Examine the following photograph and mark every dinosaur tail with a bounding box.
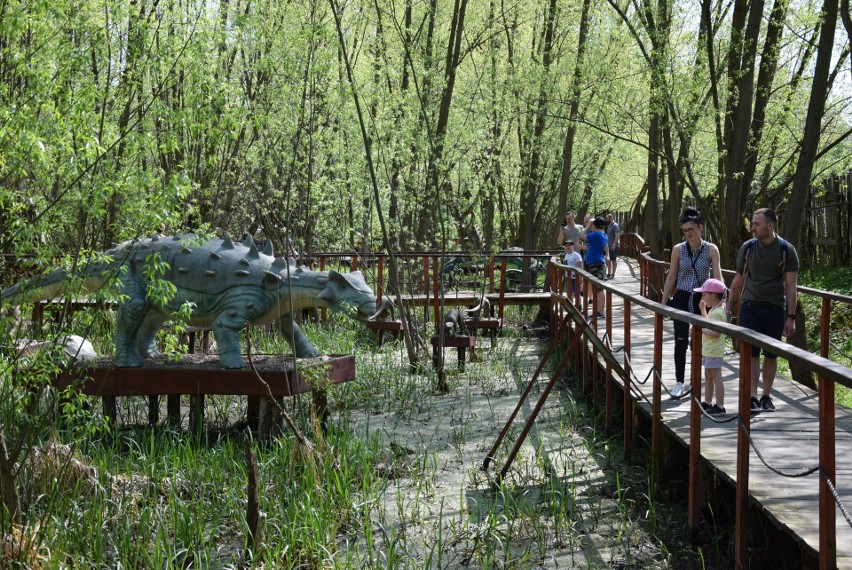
[1,268,83,306]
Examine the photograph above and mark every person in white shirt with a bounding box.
[561,240,583,297]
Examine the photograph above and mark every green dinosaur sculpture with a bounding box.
[1,233,379,368]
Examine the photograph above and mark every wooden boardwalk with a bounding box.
[584,258,852,566]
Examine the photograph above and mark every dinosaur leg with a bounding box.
[277,316,320,358]
[136,310,168,358]
[114,302,148,367]
[212,310,248,369]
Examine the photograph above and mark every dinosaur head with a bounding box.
[317,270,377,319]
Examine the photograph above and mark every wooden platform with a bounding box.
[565,258,852,566]
[365,319,404,344]
[55,355,356,438]
[430,335,476,371]
[55,354,355,397]
[400,291,550,307]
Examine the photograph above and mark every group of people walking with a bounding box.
[558,206,799,415]
[557,212,621,318]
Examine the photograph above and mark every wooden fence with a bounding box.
[801,172,852,268]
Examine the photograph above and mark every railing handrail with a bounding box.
[625,232,852,306]
[550,257,852,389]
[548,250,847,568]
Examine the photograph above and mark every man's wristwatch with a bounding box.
[787,314,796,319]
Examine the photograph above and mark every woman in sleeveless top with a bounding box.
[660,207,722,398]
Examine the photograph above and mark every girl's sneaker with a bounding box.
[708,404,726,416]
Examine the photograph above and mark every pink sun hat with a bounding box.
[694,278,726,294]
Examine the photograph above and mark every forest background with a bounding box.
[1,0,852,268]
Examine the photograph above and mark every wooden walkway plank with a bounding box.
[567,258,852,563]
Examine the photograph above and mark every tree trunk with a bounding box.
[557,0,592,217]
[843,1,852,83]
[518,0,558,256]
[738,0,788,219]
[784,0,838,248]
[641,0,671,256]
[722,0,765,265]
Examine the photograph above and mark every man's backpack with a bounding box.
[742,237,788,284]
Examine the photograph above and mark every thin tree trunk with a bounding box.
[557,0,591,217]
[519,0,558,255]
[843,1,852,82]
[785,0,838,247]
[739,0,788,225]
[642,0,670,255]
[329,0,422,369]
[0,432,22,525]
[722,0,765,265]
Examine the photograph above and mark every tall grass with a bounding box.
[1,307,694,568]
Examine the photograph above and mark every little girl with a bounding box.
[693,278,728,415]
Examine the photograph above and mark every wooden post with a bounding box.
[623,300,632,453]
[550,264,558,336]
[102,396,117,426]
[605,289,613,434]
[432,255,441,327]
[423,256,430,294]
[652,312,663,485]
[818,297,836,569]
[498,256,508,320]
[376,255,385,304]
[688,324,703,544]
[319,256,327,321]
[735,340,752,569]
[190,394,204,436]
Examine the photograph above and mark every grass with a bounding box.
[1,304,714,568]
[797,265,852,407]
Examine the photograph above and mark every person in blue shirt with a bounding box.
[580,217,609,318]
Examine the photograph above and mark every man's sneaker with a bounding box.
[700,401,712,412]
[760,394,775,412]
[708,404,726,416]
[671,382,684,398]
[750,397,762,413]
[597,312,605,319]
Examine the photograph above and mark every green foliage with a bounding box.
[799,266,852,407]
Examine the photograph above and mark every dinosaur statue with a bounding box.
[442,308,468,337]
[1,233,379,368]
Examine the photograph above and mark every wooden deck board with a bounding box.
[563,258,852,562]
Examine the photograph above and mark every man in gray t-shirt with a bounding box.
[556,212,584,254]
[605,213,621,279]
[729,208,799,413]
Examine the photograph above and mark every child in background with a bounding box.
[562,240,583,297]
[694,278,728,415]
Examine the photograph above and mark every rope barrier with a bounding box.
[736,416,820,478]
[828,339,852,363]
[819,466,852,530]
[689,393,739,424]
